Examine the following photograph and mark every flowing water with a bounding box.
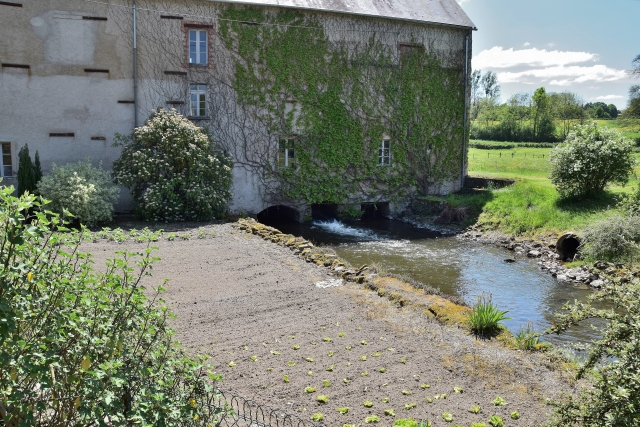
[265,218,602,347]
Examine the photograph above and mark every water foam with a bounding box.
[311,220,380,240]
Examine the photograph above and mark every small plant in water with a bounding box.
[492,396,506,406]
[305,387,316,393]
[363,400,374,408]
[310,413,323,421]
[488,415,504,427]
[316,395,329,403]
[337,407,349,414]
[442,412,454,422]
[468,293,510,336]
[364,415,380,423]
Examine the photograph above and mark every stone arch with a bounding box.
[257,205,301,223]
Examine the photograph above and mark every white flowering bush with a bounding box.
[550,123,635,198]
[37,159,119,226]
[113,108,232,222]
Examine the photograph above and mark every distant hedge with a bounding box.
[469,142,556,150]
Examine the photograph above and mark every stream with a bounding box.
[263,218,602,347]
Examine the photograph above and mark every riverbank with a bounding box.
[83,220,579,426]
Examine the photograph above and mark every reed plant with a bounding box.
[468,294,510,336]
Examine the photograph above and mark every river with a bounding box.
[263,218,602,347]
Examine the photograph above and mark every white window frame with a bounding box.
[278,138,296,169]
[1,142,13,178]
[190,84,207,117]
[189,29,208,65]
[378,139,391,166]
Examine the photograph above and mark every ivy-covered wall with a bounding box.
[126,1,471,216]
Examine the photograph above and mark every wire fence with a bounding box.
[206,389,322,427]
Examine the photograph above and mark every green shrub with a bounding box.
[579,214,640,262]
[0,188,225,426]
[549,123,635,198]
[468,294,510,336]
[514,321,541,350]
[113,108,233,222]
[17,144,41,196]
[617,182,640,216]
[547,279,640,426]
[37,159,119,226]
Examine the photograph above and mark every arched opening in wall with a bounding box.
[361,202,390,220]
[257,205,299,224]
[311,203,339,221]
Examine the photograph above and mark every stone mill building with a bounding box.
[0,0,476,221]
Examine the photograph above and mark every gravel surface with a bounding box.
[84,223,580,427]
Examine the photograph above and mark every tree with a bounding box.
[113,108,233,222]
[16,144,36,196]
[481,70,500,100]
[549,123,635,198]
[470,69,482,119]
[532,87,555,141]
[547,278,640,426]
[550,91,587,139]
[623,85,640,119]
[631,53,640,78]
[33,150,42,184]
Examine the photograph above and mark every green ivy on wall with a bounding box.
[219,7,466,205]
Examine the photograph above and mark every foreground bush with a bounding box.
[579,214,640,262]
[467,294,510,336]
[549,123,635,198]
[0,188,224,425]
[113,108,233,222]
[37,159,119,226]
[548,279,640,426]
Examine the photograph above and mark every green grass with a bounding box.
[467,294,510,337]
[459,143,640,237]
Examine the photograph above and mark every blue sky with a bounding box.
[458,0,640,110]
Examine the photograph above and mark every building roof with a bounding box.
[214,0,477,29]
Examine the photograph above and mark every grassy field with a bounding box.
[447,141,640,238]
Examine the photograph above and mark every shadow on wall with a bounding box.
[311,203,339,221]
[257,205,300,224]
[361,202,389,220]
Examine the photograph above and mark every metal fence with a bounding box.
[204,389,322,427]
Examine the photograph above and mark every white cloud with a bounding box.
[473,46,628,88]
[498,65,627,85]
[523,42,530,47]
[548,42,556,48]
[473,47,597,69]
[593,95,624,100]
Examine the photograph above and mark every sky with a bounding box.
[457,0,640,110]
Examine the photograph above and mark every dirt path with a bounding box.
[84,223,577,427]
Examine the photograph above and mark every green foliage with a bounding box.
[113,108,232,222]
[492,396,507,406]
[550,123,635,198]
[488,415,504,427]
[468,294,510,336]
[33,150,42,184]
[514,321,541,350]
[17,144,39,196]
[579,214,640,262]
[547,279,640,426]
[617,182,640,216]
[394,419,431,427]
[37,159,119,226]
[310,413,324,421]
[218,8,465,201]
[364,415,380,423]
[442,412,454,422]
[0,188,224,426]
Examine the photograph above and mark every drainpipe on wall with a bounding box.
[461,32,470,189]
[133,0,139,128]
